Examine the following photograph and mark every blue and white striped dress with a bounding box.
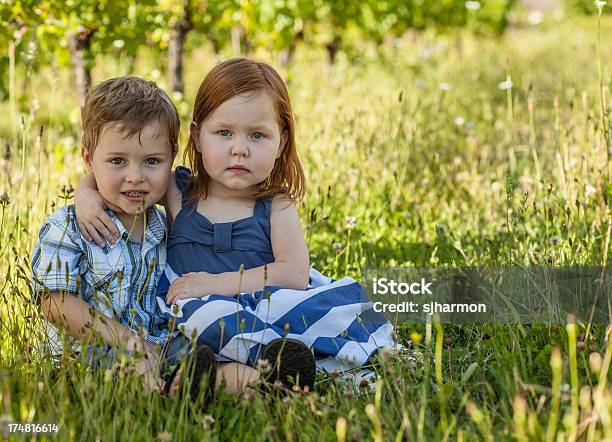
[156,167,394,372]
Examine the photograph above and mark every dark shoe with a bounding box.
[163,345,217,405]
[261,339,316,391]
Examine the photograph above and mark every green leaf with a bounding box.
[461,362,479,384]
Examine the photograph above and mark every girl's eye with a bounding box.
[110,158,124,165]
[217,129,231,137]
[145,158,160,166]
[251,132,264,140]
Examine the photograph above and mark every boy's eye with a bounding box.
[217,130,231,137]
[251,132,264,140]
[145,158,160,166]
[110,158,124,165]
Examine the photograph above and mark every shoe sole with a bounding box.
[164,345,217,405]
[262,339,316,390]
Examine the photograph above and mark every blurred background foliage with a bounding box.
[2,0,607,103]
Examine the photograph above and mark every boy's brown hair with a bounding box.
[186,58,305,202]
[81,77,180,155]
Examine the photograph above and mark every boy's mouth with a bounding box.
[121,191,148,200]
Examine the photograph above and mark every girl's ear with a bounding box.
[81,147,94,172]
[190,121,201,152]
[277,131,288,159]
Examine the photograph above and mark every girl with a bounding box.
[76,58,394,389]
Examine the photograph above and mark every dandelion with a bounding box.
[255,358,270,374]
[410,330,422,344]
[454,116,465,126]
[156,432,172,442]
[150,69,161,80]
[498,79,513,90]
[345,216,357,229]
[202,414,215,429]
[465,1,481,10]
[527,11,544,25]
[585,184,597,199]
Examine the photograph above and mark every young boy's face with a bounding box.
[82,121,173,216]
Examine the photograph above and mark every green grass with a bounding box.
[1,16,612,441]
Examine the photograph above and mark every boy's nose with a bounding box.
[125,165,145,183]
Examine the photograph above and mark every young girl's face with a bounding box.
[193,91,286,197]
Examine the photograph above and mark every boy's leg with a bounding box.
[82,343,164,392]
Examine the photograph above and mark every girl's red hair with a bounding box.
[185,58,305,203]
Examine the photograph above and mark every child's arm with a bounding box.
[74,171,180,241]
[165,196,309,303]
[31,211,153,354]
[74,174,122,247]
[41,291,151,353]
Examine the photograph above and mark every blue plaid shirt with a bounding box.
[31,205,169,345]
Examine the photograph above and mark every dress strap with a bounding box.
[175,166,194,206]
[253,196,274,219]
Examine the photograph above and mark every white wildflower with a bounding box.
[345,216,357,229]
[585,185,597,199]
[112,39,125,49]
[333,242,343,251]
[454,116,465,126]
[498,79,513,90]
[527,11,544,25]
[439,82,452,91]
[465,1,481,10]
[595,1,607,12]
[255,358,270,373]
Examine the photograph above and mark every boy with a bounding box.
[30,77,214,397]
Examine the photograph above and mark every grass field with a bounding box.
[1,15,612,441]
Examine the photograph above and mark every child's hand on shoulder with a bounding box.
[75,174,123,247]
[166,272,221,304]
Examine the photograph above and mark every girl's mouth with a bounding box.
[227,166,249,174]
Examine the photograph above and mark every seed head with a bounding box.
[0,192,9,208]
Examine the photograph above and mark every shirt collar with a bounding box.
[103,207,166,250]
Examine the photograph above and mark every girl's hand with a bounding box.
[166,272,220,304]
[74,174,123,247]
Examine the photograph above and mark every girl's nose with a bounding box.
[230,139,249,158]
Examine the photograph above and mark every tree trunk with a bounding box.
[168,4,193,94]
[68,27,94,105]
[231,26,241,57]
[279,30,303,68]
[325,35,341,67]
